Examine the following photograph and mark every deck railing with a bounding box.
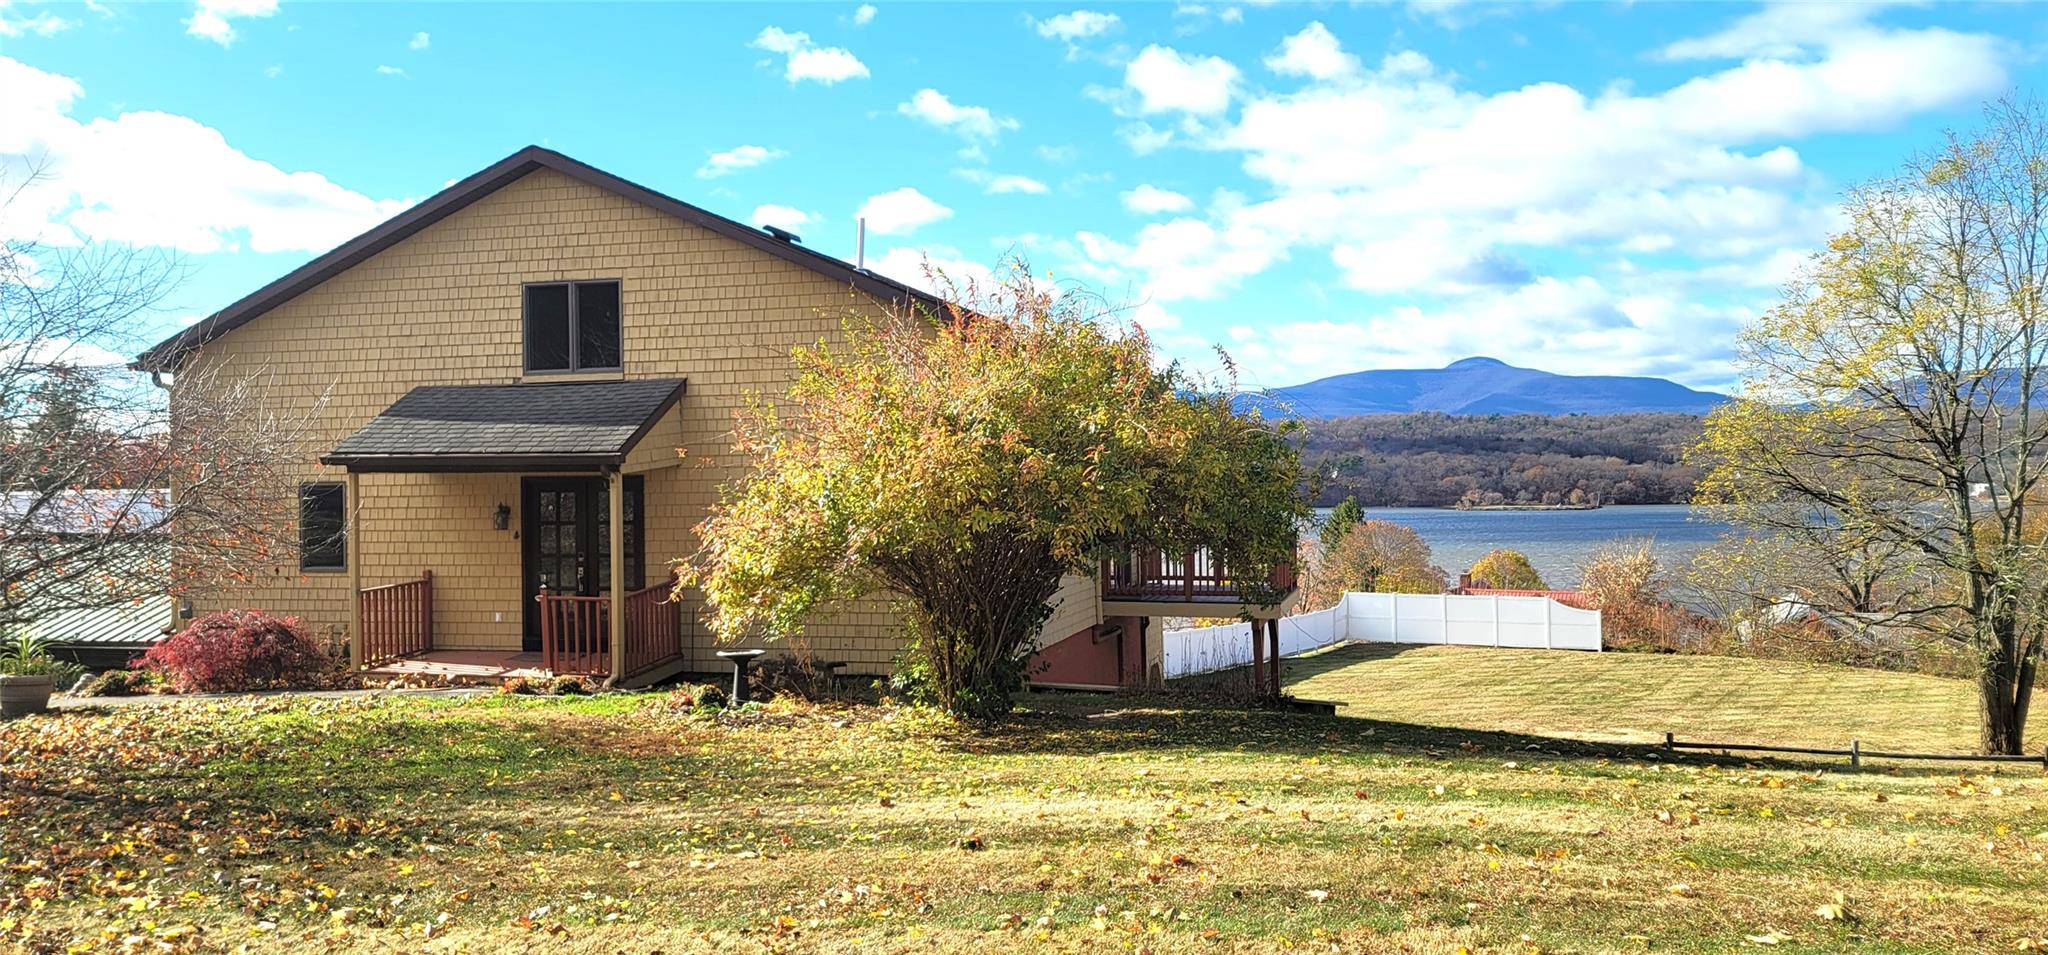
[1100,547,1297,603]
[359,570,433,664]
[622,574,683,677]
[538,577,685,680]
[537,587,609,677]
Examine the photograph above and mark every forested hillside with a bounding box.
[1303,412,1703,507]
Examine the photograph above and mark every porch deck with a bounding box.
[363,650,552,685]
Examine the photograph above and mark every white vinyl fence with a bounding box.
[1163,591,1601,679]
[1160,604,1343,679]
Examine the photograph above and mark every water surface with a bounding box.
[1322,504,1732,587]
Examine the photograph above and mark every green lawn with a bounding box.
[3,686,2046,953]
[1280,643,2040,754]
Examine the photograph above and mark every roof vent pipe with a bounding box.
[856,217,866,270]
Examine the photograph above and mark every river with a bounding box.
[1319,504,1735,587]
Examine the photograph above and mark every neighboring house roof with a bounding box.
[133,146,946,372]
[22,593,171,648]
[0,489,169,536]
[320,378,687,472]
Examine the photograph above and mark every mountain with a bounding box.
[1249,357,1730,417]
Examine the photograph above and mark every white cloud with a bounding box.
[185,0,276,47]
[1173,4,1243,25]
[1121,184,1194,215]
[751,26,869,85]
[263,63,282,78]
[374,64,405,77]
[1034,10,1119,41]
[857,187,952,236]
[408,31,429,50]
[1036,144,1079,163]
[1264,22,1359,82]
[751,204,814,233]
[0,54,415,255]
[851,4,876,26]
[957,169,1049,195]
[696,144,785,179]
[0,5,72,37]
[1056,6,2009,386]
[987,175,1048,195]
[1658,1,1909,61]
[868,245,995,295]
[897,89,1019,142]
[1124,45,1239,116]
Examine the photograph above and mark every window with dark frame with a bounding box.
[299,482,347,571]
[524,280,621,373]
[524,280,618,372]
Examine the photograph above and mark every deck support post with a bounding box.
[1249,620,1265,696]
[1267,618,1281,699]
[607,469,626,684]
[346,471,363,668]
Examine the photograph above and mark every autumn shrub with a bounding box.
[139,609,334,693]
[75,668,155,697]
[497,675,595,696]
[752,647,834,702]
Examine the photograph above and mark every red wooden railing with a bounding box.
[1100,547,1295,601]
[622,574,683,677]
[359,570,432,664]
[538,577,684,680]
[537,586,610,676]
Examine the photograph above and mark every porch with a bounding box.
[328,378,696,686]
[355,569,690,686]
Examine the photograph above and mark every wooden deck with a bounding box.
[364,650,552,685]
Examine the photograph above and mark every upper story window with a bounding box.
[524,280,621,373]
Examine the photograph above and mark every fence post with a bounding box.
[1543,597,1554,650]
[1663,732,1674,750]
[1849,739,1861,768]
[1491,594,1501,647]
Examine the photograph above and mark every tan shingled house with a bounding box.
[136,147,1295,689]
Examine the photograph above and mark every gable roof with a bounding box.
[320,378,687,472]
[135,146,944,372]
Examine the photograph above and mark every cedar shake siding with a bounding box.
[161,159,1103,674]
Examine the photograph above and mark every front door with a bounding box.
[521,476,644,651]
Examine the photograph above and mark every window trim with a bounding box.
[522,278,624,375]
[298,481,348,573]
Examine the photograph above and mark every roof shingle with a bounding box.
[322,378,685,471]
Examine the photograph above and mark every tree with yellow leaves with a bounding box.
[1693,99,2048,754]
[1467,549,1546,590]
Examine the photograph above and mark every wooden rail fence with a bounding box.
[1663,733,2048,768]
[358,570,432,664]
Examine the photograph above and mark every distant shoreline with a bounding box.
[1453,503,1603,512]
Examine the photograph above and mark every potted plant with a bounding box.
[1,632,83,717]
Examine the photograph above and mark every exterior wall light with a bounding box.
[493,504,511,530]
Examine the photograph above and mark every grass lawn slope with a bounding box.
[1283,644,2048,753]
[2,689,2045,953]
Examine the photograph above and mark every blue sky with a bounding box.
[3,1,2043,392]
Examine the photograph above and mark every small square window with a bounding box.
[524,280,621,373]
[300,483,346,571]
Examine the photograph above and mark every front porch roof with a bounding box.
[321,378,686,472]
